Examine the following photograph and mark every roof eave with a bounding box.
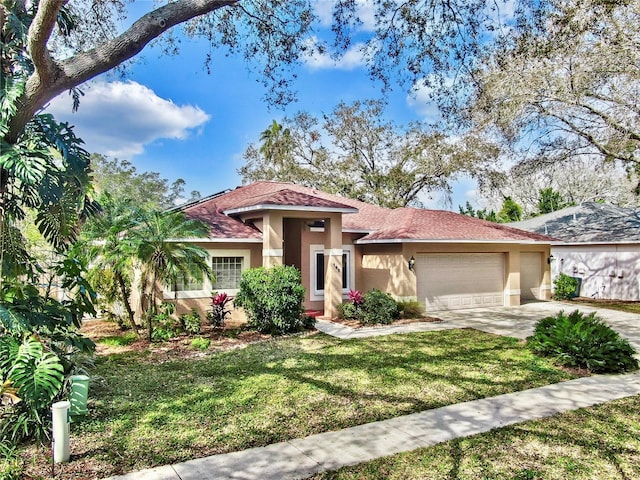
[165,237,263,243]
[223,204,359,215]
[551,240,640,246]
[355,238,552,245]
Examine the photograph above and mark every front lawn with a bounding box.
[21,329,578,479]
[312,394,640,480]
[569,298,640,315]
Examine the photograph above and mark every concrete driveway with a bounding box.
[316,301,640,352]
[439,301,640,350]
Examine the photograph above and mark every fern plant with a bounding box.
[527,310,639,373]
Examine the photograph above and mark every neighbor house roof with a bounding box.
[183,181,552,243]
[508,202,640,243]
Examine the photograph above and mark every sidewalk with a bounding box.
[107,371,640,480]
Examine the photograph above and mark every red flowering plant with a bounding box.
[349,289,364,307]
[206,291,232,328]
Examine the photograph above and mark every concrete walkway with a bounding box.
[106,302,640,480]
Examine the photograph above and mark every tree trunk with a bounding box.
[116,271,139,338]
[146,271,158,342]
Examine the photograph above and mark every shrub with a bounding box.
[180,309,202,335]
[360,289,400,325]
[151,303,181,341]
[234,265,306,335]
[338,302,358,320]
[397,300,424,319]
[207,292,232,328]
[527,310,639,373]
[553,273,580,300]
[190,337,211,351]
[301,315,316,329]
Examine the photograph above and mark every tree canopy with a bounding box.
[91,154,200,209]
[241,100,500,208]
[465,0,640,188]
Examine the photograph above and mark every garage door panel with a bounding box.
[417,254,505,311]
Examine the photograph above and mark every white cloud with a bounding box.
[46,81,210,158]
[302,37,367,70]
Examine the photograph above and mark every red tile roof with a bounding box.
[359,208,554,242]
[223,189,358,213]
[182,181,552,243]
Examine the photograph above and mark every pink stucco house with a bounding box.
[164,181,553,320]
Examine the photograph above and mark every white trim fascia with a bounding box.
[343,228,376,234]
[165,237,263,243]
[310,227,375,234]
[355,238,552,245]
[551,240,640,246]
[224,204,358,215]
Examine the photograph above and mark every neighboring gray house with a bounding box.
[509,203,640,300]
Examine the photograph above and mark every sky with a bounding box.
[46,1,480,210]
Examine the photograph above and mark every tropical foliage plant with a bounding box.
[207,292,232,328]
[527,310,639,373]
[129,211,211,341]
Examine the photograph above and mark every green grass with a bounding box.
[97,331,138,347]
[22,329,577,479]
[312,394,640,479]
[570,298,640,315]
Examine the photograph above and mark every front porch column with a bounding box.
[505,248,521,306]
[262,212,284,267]
[324,213,343,318]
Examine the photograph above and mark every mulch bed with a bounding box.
[81,319,273,361]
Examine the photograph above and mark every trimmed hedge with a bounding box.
[234,265,307,335]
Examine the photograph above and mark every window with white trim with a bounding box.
[310,244,354,301]
[163,248,250,299]
[211,256,244,290]
[173,272,204,292]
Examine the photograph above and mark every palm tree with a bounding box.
[83,195,141,336]
[129,211,211,341]
[259,120,292,164]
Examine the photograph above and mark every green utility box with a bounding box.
[69,375,90,416]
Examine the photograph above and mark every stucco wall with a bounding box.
[357,244,409,297]
[355,242,551,305]
[551,244,640,300]
[142,242,262,326]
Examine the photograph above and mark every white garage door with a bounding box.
[521,252,542,301]
[416,254,505,311]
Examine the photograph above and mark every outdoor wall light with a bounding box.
[408,256,416,271]
[547,255,555,264]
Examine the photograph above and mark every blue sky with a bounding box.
[46,2,479,210]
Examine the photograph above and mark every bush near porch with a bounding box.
[234,265,310,334]
[338,289,425,325]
